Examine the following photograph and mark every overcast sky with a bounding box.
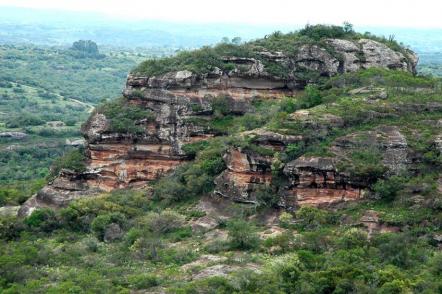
[1,0,441,28]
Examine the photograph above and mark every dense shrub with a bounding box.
[95,97,154,133]
[91,212,127,241]
[142,209,185,234]
[182,140,210,159]
[296,206,328,230]
[340,149,387,183]
[71,40,99,56]
[153,139,226,202]
[298,23,355,40]
[211,95,231,117]
[373,175,407,201]
[254,185,280,208]
[226,219,260,250]
[49,148,87,179]
[285,141,306,160]
[24,208,59,232]
[0,216,25,240]
[337,228,368,249]
[5,112,45,128]
[279,212,294,228]
[128,273,160,289]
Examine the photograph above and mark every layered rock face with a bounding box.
[214,130,301,203]
[19,38,418,215]
[281,126,409,207]
[282,156,362,207]
[212,125,410,209]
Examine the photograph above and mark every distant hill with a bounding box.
[1,6,442,60]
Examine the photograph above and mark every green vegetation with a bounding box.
[0,179,45,206]
[49,149,87,179]
[70,40,104,58]
[0,182,440,292]
[338,149,388,183]
[226,219,260,250]
[95,97,154,133]
[153,138,227,203]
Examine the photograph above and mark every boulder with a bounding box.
[0,132,27,140]
[104,223,124,242]
[0,206,20,217]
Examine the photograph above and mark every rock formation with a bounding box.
[19,37,419,215]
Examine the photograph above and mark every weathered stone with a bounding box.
[359,39,412,72]
[65,138,86,147]
[46,121,65,127]
[104,223,124,242]
[181,254,228,271]
[332,125,409,176]
[191,263,260,280]
[0,206,20,217]
[282,156,362,207]
[0,132,27,140]
[214,148,272,204]
[295,44,340,76]
[360,210,400,238]
[191,216,218,233]
[127,38,416,92]
[242,129,303,150]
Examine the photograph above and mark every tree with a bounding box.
[343,22,354,34]
[227,219,259,250]
[70,40,102,58]
[231,37,242,45]
[220,37,230,44]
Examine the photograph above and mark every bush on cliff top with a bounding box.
[49,148,87,179]
[96,97,154,134]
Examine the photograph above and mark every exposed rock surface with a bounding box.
[20,37,418,215]
[282,156,362,207]
[213,146,274,204]
[104,223,124,242]
[191,263,260,280]
[19,170,102,216]
[213,125,409,208]
[331,125,409,176]
[0,206,20,217]
[360,210,400,238]
[128,38,417,92]
[0,132,27,140]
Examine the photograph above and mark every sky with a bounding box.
[0,0,442,28]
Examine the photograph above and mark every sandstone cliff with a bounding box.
[19,35,420,216]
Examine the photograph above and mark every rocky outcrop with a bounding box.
[18,170,103,216]
[360,210,400,238]
[331,125,409,176]
[213,125,410,208]
[282,156,362,207]
[214,148,273,203]
[0,132,27,140]
[128,39,417,92]
[19,37,418,215]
